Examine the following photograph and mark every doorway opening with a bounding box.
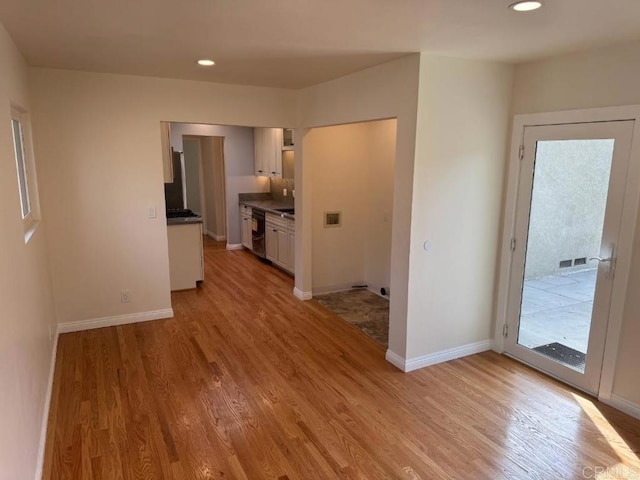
[306,118,397,346]
[183,135,228,242]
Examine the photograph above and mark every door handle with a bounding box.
[590,243,616,280]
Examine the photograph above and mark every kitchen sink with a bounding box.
[275,208,295,214]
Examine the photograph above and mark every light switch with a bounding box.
[148,206,157,219]
[283,188,288,196]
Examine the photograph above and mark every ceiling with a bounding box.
[1,0,640,89]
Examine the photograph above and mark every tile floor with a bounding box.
[518,268,597,353]
[314,289,389,346]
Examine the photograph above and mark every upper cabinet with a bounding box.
[254,127,282,178]
[160,122,174,183]
[282,128,294,151]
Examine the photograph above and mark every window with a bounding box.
[11,116,30,218]
[11,107,39,241]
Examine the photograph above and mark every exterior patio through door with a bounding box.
[504,120,634,395]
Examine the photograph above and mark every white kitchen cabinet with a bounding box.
[265,212,295,274]
[277,229,289,267]
[240,205,253,250]
[266,225,278,261]
[288,230,295,271]
[254,128,282,178]
[167,222,204,291]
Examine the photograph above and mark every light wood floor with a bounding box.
[43,237,640,479]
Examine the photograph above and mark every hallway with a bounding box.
[42,240,640,479]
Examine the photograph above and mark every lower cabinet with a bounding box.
[240,205,252,250]
[167,222,204,291]
[266,213,295,274]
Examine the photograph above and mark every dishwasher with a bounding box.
[251,209,266,258]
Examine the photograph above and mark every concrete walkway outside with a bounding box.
[518,269,597,353]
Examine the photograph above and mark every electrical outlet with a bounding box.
[283,188,287,196]
[121,290,132,303]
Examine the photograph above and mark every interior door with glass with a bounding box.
[505,120,634,394]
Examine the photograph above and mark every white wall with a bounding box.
[170,123,269,244]
[183,138,202,214]
[298,54,421,357]
[29,68,295,325]
[511,39,640,406]
[406,54,514,360]
[0,22,57,480]
[364,120,397,293]
[305,120,396,294]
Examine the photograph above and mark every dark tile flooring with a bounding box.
[314,289,389,346]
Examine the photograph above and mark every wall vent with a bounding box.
[574,257,587,266]
[559,259,573,268]
[324,211,342,228]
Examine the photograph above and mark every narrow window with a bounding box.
[10,107,40,242]
[11,115,30,219]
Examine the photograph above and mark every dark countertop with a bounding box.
[240,200,295,220]
[167,216,203,225]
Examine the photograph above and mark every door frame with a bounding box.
[494,105,640,403]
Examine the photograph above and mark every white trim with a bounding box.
[312,282,367,296]
[34,328,59,480]
[293,287,312,301]
[604,394,640,420]
[386,340,493,372]
[206,231,226,242]
[367,284,389,299]
[226,243,243,250]
[57,309,174,334]
[495,105,640,400]
[385,349,406,371]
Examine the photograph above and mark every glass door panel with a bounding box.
[517,139,614,373]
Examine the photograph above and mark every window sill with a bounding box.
[24,219,40,244]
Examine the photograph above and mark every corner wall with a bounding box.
[29,69,295,325]
[511,39,640,406]
[405,54,514,361]
[305,119,396,294]
[0,22,57,480]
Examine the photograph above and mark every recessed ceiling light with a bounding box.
[509,1,542,11]
[197,59,215,66]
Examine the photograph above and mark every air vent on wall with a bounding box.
[324,211,342,228]
[559,259,573,268]
[574,257,587,266]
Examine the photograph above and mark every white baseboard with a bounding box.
[206,231,226,242]
[34,328,59,480]
[385,349,406,371]
[226,243,243,250]
[312,282,367,296]
[293,287,312,301]
[57,309,174,334]
[386,339,493,372]
[605,394,640,420]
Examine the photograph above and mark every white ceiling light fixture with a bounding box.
[509,1,543,12]
[197,59,215,66]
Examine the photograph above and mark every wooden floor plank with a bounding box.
[42,237,640,479]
